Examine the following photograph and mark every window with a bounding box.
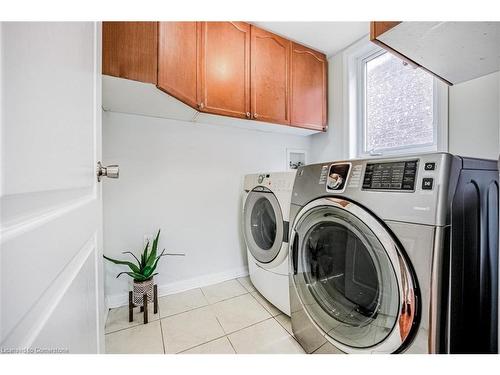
[347,41,447,158]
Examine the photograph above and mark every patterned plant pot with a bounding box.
[133,278,154,306]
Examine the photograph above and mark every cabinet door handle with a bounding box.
[198,102,204,110]
[246,112,251,119]
[253,113,259,119]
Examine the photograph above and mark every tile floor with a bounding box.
[105,277,305,354]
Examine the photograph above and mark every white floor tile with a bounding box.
[103,278,310,355]
[251,291,281,317]
[105,303,159,334]
[211,293,271,334]
[237,276,256,293]
[201,279,247,304]
[228,319,305,354]
[105,320,164,354]
[160,305,225,354]
[158,288,208,318]
[275,314,293,335]
[181,337,235,354]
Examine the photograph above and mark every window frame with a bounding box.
[346,39,448,159]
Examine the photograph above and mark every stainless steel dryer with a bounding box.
[289,153,498,354]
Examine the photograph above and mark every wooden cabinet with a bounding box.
[290,42,327,130]
[103,21,329,131]
[199,22,251,118]
[102,22,158,84]
[250,25,291,125]
[157,22,201,108]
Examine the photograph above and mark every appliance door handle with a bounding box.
[291,232,299,275]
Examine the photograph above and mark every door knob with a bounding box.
[253,113,259,119]
[97,161,120,182]
[246,112,251,119]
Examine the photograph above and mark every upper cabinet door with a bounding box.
[157,22,201,108]
[199,22,251,118]
[103,22,158,84]
[250,26,291,125]
[290,43,327,131]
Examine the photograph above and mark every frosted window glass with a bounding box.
[365,52,434,152]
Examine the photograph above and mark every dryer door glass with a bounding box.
[292,200,416,352]
[243,190,284,263]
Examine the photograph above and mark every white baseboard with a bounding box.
[105,266,249,309]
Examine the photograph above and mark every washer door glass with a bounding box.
[251,197,276,250]
[292,201,415,351]
[244,190,284,263]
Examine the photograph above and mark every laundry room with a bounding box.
[1,1,500,372]
[101,20,499,355]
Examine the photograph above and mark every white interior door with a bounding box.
[1,22,104,353]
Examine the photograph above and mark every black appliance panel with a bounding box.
[363,160,418,191]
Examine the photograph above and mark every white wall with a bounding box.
[103,111,311,306]
[448,71,500,159]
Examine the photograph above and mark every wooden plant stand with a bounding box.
[128,284,158,324]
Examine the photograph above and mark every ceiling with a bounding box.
[252,22,369,57]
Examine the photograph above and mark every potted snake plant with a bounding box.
[104,229,166,306]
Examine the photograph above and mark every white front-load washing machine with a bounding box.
[243,171,296,316]
[289,153,498,354]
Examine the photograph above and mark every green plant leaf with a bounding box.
[142,266,154,279]
[152,229,160,252]
[146,229,161,268]
[139,269,158,280]
[141,241,149,270]
[104,255,140,274]
[151,249,167,273]
[143,249,167,278]
[122,251,141,267]
[116,271,148,281]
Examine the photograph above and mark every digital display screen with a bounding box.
[362,160,417,191]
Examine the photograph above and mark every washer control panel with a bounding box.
[362,160,418,191]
